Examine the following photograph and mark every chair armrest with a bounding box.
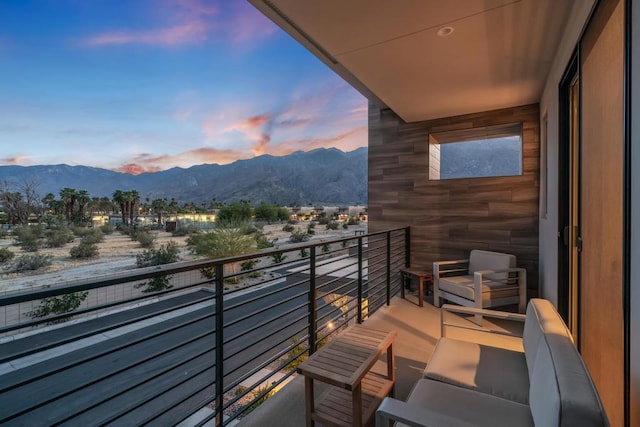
[440,304,526,338]
[433,259,469,267]
[375,397,475,427]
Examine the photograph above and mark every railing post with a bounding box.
[308,246,317,355]
[386,231,391,306]
[214,264,224,427]
[357,236,363,324]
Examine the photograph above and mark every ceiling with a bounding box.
[248,0,578,123]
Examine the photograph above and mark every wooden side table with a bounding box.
[399,267,433,307]
[297,325,396,426]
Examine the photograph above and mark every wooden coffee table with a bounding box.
[297,325,396,426]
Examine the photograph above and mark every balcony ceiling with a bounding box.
[249,0,578,122]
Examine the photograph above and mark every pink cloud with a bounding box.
[84,21,211,47]
[114,147,250,174]
[227,2,277,46]
[1,155,31,165]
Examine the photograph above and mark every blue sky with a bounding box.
[0,0,367,174]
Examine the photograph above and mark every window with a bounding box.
[428,123,523,180]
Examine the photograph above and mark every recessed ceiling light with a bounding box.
[437,26,454,37]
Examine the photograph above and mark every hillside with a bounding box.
[0,147,368,205]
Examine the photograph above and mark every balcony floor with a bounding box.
[238,293,523,427]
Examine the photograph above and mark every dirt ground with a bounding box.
[0,222,367,292]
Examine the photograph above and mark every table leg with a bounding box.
[418,276,424,307]
[387,343,396,397]
[352,382,363,426]
[305,376,315,427]
[400,272,406,300]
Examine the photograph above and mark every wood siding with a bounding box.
[368,103,540,296]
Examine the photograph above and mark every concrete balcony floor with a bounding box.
[238,294,523,426]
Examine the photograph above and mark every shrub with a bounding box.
[136,241,180,268]
[271,252,287,264]
[326,221,339,230]
[100,224,115,235]
[135,230,156,248]
[172,225,200,237]
[45,228,75,248]
[289,229,310,243]
[81,229,104,244]
[282,224,295,232]
[70,241,99,259]
[135,242,180,293]
[318,216,329,225]
[0,247,15,264]
[0,229,9,239]
[342,223,348,229]
[27,290,88,320]
[245,384,276,414]
[322,243,330,253]
[72,227,90,237]
[347,216,360,225]
[14,225,42,252]
[308,222,316,229]
[287,219,298,225]
[135,276,173,293]
[256,234,275,249]
[118,225,133,235]
[299,248,309,258]
[240,259,260,271]
[13,253,52,272]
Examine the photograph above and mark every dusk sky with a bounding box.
[0,0,367,174]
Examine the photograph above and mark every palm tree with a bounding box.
[127,190,140,226]
[112,190,127,226]
[59,187,77,225]
[151,198,167,225]
[76,190,90,223]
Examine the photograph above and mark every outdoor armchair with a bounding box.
[433,249,526,324]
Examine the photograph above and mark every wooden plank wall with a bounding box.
[368,103,540,296]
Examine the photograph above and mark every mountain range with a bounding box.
[0,148,368,206]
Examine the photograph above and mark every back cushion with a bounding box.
[523,299,573,377]
[468,250,515,281]
[530,334,609,426]
[529,338,561,426]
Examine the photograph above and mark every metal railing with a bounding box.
[0,227,409,426]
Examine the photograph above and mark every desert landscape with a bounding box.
[0,222,367,293]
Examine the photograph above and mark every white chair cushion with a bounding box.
[523,299,573,377]
[400,379,534,427]
[423,337,530,404]
[529,333,609,426]
[468,250,516,281]
[438,275,519,301]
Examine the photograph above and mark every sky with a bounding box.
[0,0,367,174]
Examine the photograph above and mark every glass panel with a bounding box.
[428,123,523,180]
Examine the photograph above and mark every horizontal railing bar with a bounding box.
[315,279,357,302]
[0,291,215,360]
[0,282,215,334]
[223,302,308,348]
[223,290,308,331]
[223,327,307,393]
[223,279,308,312]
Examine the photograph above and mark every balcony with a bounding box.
[2,227,468,426]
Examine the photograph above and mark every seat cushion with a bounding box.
[438,275,519,301]
[401,379,534,427]
[468,250,516,280]
[424,337,530,404]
